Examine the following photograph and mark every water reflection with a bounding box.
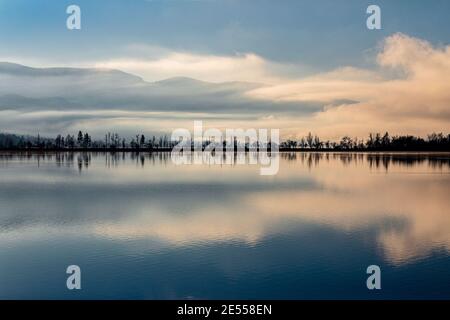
[0,151,449,298]
[280,152,450,170]
[1,151,449,169]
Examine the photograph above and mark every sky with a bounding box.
[0,0,449,140]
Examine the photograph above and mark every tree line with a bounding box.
[0,131,449,151]
[280,132,450,151]
[0,131,175,150]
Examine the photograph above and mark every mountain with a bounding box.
[0,62,143,83]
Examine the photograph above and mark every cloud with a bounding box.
[0,60,318,137]
[247,33,450,139]
[94,52,281,83]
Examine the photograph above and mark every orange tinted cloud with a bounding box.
[248,33,450,140]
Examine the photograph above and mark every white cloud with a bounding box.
[94,52,281,83]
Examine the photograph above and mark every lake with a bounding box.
[0,152,449,299]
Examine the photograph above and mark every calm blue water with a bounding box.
[0,152,449,299]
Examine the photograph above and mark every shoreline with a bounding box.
[0,148,449,153]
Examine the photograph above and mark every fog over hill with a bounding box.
[0,62,319,137]
[0,62,308,112]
